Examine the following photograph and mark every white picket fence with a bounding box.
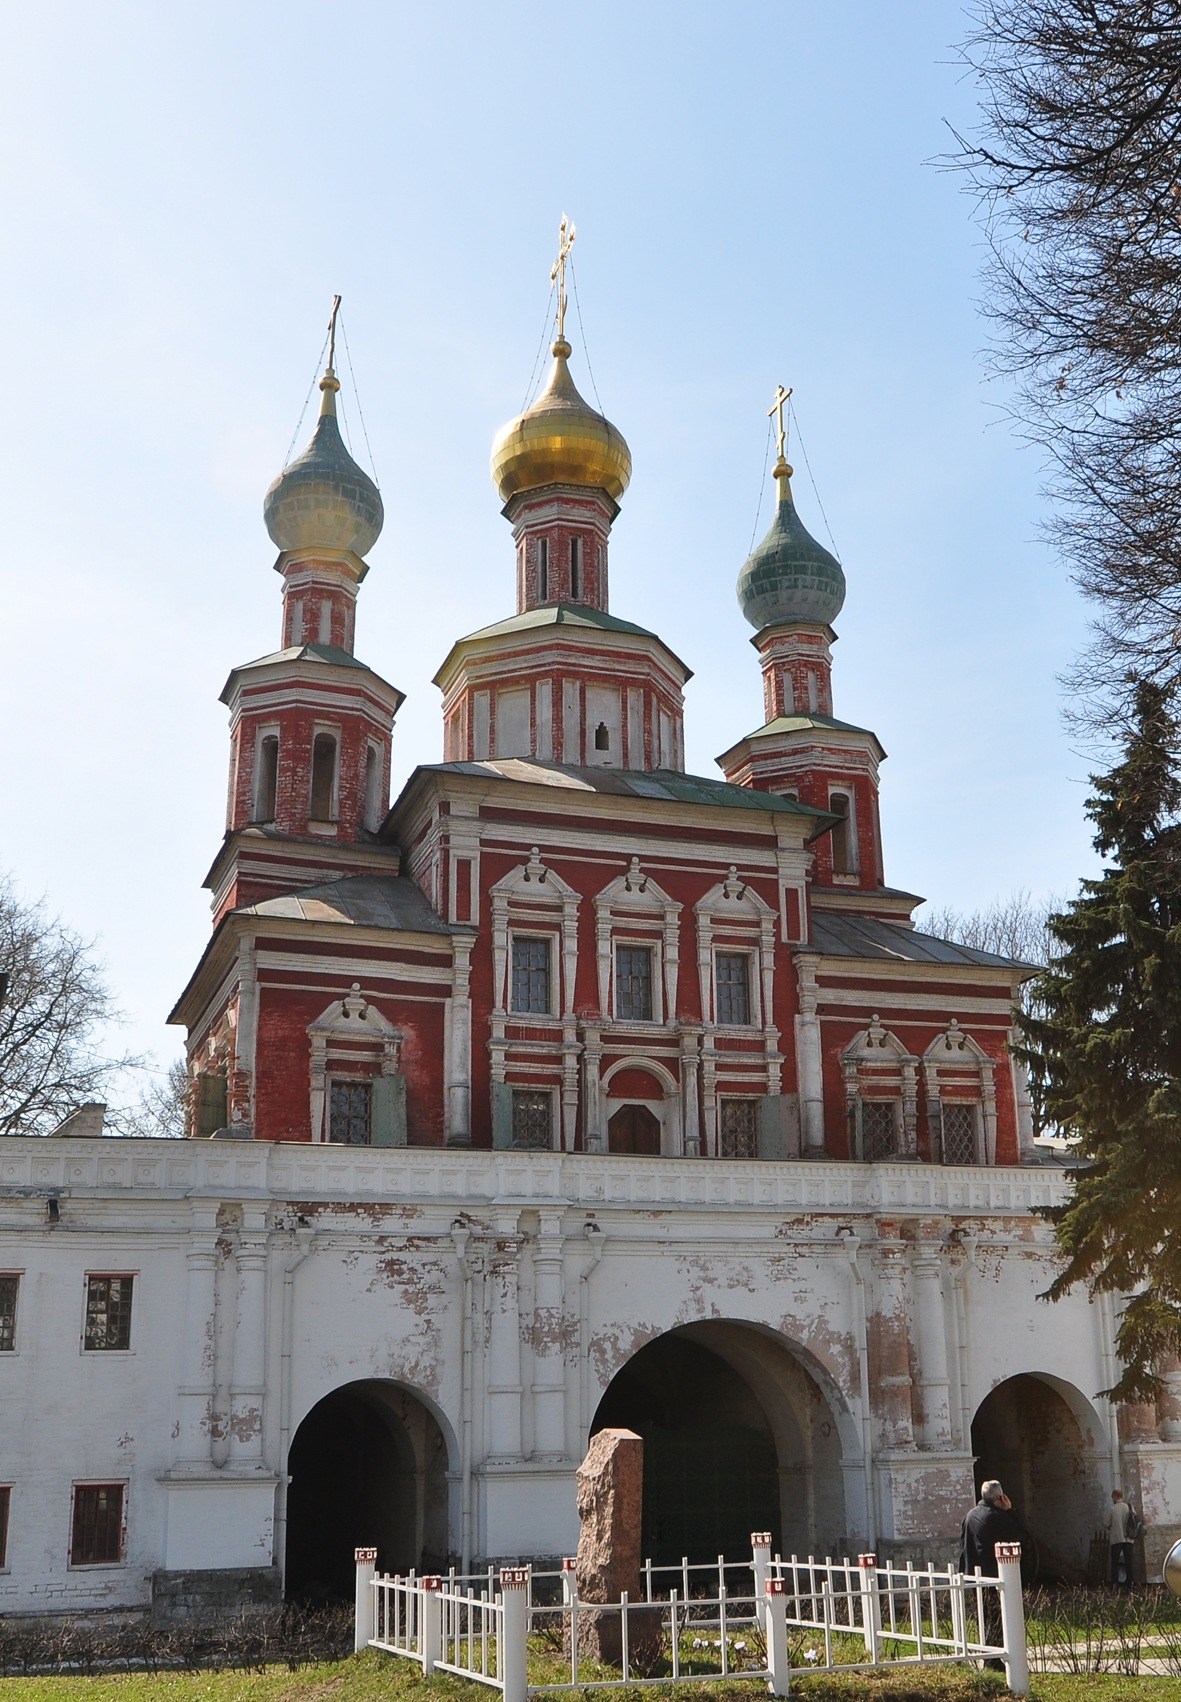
[355,1534,1029,1699]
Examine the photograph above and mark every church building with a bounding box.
[3,266,1181,1621]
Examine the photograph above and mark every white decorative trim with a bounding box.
[308,985,402,1143]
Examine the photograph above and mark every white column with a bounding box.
[912,1245,953,1450]
[174,1223,219,1469]
[531,1210,567,1459]
[229,1211,269,1467]
[681,1032,701,1157]
[445,939,473,1145]
[794,949,826,1154]
[487,1211,523,1460]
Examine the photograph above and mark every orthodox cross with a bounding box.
[551,216,576,341]
[327,294,342,372]
[768,384,793,461]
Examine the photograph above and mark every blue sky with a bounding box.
[0,1,1096,1089]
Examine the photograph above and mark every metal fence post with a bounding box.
[765,1578,790,1696]
[561,1556,577,1605]
[857,1554,880,1660]
[421,1576,443,1675]
[995,1543,1028,1697]
[752,1532,772,1629]
[501,1566,531,1702]
[354,1547,378,1654]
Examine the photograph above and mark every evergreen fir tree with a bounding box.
[1016,679,1181,1401]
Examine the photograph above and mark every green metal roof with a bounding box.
[436,604,692,682]
[220,644,401,706]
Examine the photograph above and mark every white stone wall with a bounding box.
[0,1135,1168,1614]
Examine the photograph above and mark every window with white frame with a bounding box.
[828,789,858,874]
[715,952,752,1025]
[940,1101,979,1165]
[857,1099,898,1161]
[310,732,338,821]
[0,1275,17,1352]
[84,1276,133,1351]
[253,731,279,823]
[329,1080,372,1145]
[719,1098,758,1158]
[511,1089,552,1149]
[510,936,552,1015]
[70,1483,125,1566]
[615,944,654,1021]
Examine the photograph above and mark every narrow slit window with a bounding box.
[84,1275,133,1351]
[329,1080,372,1145]
[254,735,278,823]
[511,937,552,1014]
[538,537,549,601]
[829,791,856,874]
[570,536,581,600]
[310,733,337,821]
[363,745,382,831]
[716,953,751,1025]
[0,1485,9,1567]
[0,1275,17,1351]
[616,945,654,1021]
[70,1484,124,1566]
[594,721,610,751]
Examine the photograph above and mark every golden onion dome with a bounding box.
[491,338,632,504]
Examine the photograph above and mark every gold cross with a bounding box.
[550,216,576,342]
[326,294,342,373]
[768,384,793,461]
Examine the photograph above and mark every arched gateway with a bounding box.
[591,1321,847,1564]
[285,1380,452,1602]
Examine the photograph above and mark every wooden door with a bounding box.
[608,1104,662,1155]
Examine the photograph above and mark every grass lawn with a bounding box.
[4,1655,1181,1702]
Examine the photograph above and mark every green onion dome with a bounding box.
[264,372,384,557]
[736,459,845,630]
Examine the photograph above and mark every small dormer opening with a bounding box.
[570,536,581,600]
[254,734,279,823]
[829,790,856,874]
[538,537,549,602]
[363,745,382,831]
[310,733,338,821]
[594,721,610,751]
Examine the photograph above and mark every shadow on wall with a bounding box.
[285,1379,449,1603]
[591,1321,846,1565]
[971,1373,1103,1583]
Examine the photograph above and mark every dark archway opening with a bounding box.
[592,1332,780,1564]
[609,1104,661,1155]
[971,1374,1101,1582]
[285,1380,449,1603]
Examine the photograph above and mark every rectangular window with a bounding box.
[570,536,581,600]
[0,1485,8,1567]
[84,1276,133,1351]
[860,1101,897,1162]
[0,1275,18,1352]
[716,953,752,1025]
[196,1072,227,1138]
[538,537,549,601]
[719,1098,758,1159]
[70,1483,124,1566]
[511,1089,552,1150]
[329,1080,372,1146]
[511,937,552,1014]
[941,1102,978,1165]
[615,945,654,1022]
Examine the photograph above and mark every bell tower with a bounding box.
[718,389,886,892]
[210,306,404,920]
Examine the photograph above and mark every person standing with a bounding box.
[959,1481,1026,1670]
[1106,1490,1138,1589]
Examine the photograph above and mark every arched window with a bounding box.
[363,745,382,831]
[570,536,581,600]
[594,721,610,751]
[254,734,278,823]
[310,733,338,821]
[829,791,857,874]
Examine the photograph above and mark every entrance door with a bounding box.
[609,1104,662,1155]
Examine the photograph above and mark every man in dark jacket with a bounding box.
[960,1480,1026,1575]
[959,1481,1026,1670]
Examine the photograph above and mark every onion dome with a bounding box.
[491,338,631,503]
[264,370,384,557]
[737,458,845,630]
